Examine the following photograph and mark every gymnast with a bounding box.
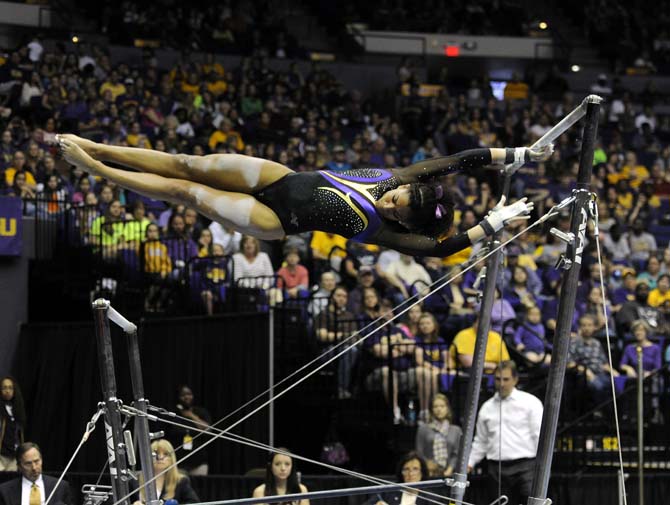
[57,135,552,257]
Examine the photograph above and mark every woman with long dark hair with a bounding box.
[0,376,26,471]
[58,135,550,257]
[252,449,309,505]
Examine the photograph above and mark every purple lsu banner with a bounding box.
[0,197,22,256]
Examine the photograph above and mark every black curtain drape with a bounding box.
[15,313,269,474]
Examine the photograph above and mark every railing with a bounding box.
[553,367,670,471]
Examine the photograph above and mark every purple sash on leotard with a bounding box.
[319,170,393,242]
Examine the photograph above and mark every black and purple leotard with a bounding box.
[254,168,401,241]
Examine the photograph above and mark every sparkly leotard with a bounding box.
[254,168,400,241]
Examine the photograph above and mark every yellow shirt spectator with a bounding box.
[310,232,347,260]
[99,82,126,101]
[206,79,227,97]
[5,168,36,187]
[450,325,510,370]
[144,240,172,276]
[648,287,670,307]
[208,123,245,152]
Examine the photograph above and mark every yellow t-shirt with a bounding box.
[5,168,36,187]
[443,246,472,267]
[208,130,245,152]
[206,80,228,97]
[310,232,347,259]
[648,289,670,308]
[99,82,126,100]
[450,326,510,363]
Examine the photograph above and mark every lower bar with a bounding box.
[194,479,450,505]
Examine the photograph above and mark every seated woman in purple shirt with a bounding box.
[513,306,551,364]
[620,320,662,377]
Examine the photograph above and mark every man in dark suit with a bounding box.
[0,442,72,505]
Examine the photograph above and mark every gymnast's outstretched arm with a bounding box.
[373,196,534,257]
[393,146,552,184]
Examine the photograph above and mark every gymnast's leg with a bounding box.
[59,138,285,240]
[58,134,293,194]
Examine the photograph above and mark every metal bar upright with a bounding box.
[268,306,275,447]
[637,346,644,505]
[450,173,510,503]
[92,299,131,505]
[527,94,603,505]
[126,326,160,505]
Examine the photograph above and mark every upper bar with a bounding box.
[529,95,594,150]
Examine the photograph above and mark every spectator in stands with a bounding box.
[398,303,423,338]
[611,269,638,309]
[504,73,529,101]
[209,220,241,254]
[165,212,198,280]
[9,171,36,215]
[37,173,68,217]
[449,314,510,373]
[386,254,432,296]
[648,273,670,307]
[197,228,214,257]
[309,271,337,316]
[252,450,309,505]
[637,255,662,289]
[503,265,540,314]
[325,145,351,172]
[231,235,275,291]
[347,266,379,315]
[513,306,550,364]
[315,286,357,399]
[617,281,666,335]
[276,247,309,299]
[415,312,448,419]
[90,199,125,259]
[568,314,618,406]
[143,223,172,312]
[168,385,211,476]
[503,245,542,296]
[367,451,430,505]
[199,243,228,315]
[123,200,150,248]
[619,320,662,378]
[625,218,658,266]
[415,393,462,477]
[490,286,517,337]
[361,290,417,422]
[132,439,200,503]
[5,151,36,188]
[0,376,26,471]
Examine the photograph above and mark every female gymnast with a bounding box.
[57,135,551,257]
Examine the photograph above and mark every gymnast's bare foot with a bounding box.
[57,134,101,157]
[58,137,100,175]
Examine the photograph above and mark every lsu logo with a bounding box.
[0,218,16,236]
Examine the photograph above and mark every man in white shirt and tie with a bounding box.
[467,361,543,505]
[0,443,72,505]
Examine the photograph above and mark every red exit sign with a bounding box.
[444,45,460,57]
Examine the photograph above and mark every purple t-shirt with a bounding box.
[620,343,662,372]
[513,322,547,354]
